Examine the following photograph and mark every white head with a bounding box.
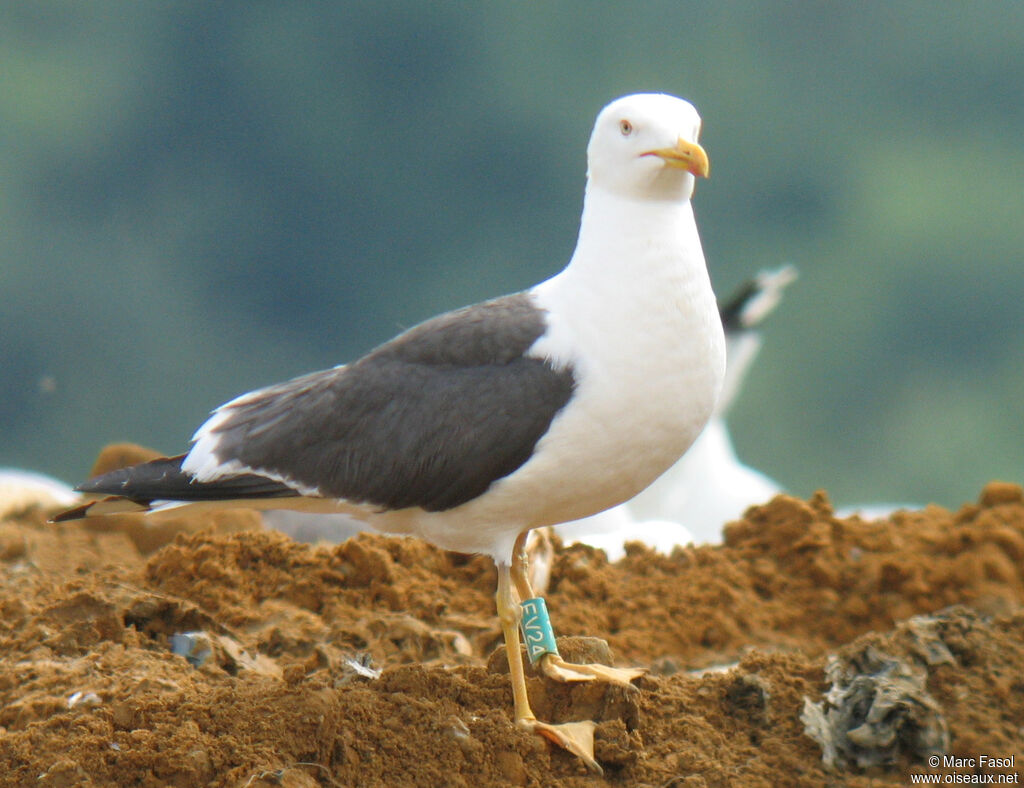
[586,93,709,202]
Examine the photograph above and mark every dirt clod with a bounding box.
[0,477,1022,786]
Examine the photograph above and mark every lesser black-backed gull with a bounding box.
[56,92,724,772]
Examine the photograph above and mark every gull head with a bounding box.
[586,93,709,202]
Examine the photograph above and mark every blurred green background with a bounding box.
[2,2,1021,510]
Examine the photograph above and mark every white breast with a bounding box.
[401,190,725,556]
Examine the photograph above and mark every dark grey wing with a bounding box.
[199,293,576,512]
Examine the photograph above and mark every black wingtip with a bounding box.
[68,453,298,509]
[718,279,760,333]
[718,264,798,333]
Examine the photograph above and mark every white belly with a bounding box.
[368,195,725,560]
[514,279,724,525]
[391,264,725,558]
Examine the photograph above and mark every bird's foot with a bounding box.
[539,653,645,686]
[520,717,602,774]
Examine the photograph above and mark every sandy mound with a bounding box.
[0,467,1021,786]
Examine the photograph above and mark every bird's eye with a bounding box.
[619,119,633,136]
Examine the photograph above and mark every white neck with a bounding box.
[567,183,703,283]
[528,174,724,422]
[531,183,715,373]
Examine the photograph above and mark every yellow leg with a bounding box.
[495,560,601,774]
[511,532,645,687]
